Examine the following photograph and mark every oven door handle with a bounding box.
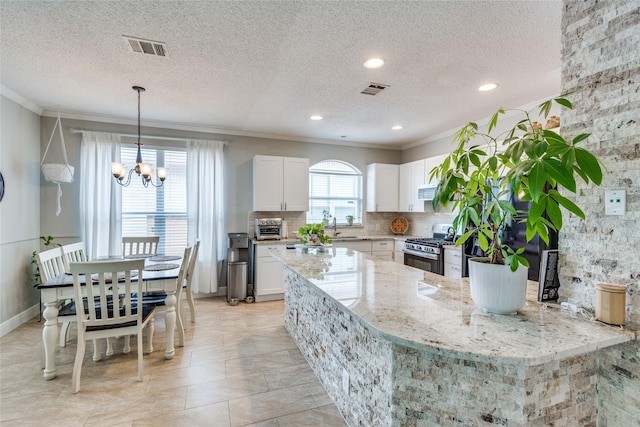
[403,249,439,260]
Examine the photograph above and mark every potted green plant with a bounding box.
[298,223,333,246]
[430,97,603,314]
[30,235,60,287]
[322,210,331,226]
[345,215,355,226]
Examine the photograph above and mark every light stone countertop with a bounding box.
[252,235,409,245]
[270,247,635,365]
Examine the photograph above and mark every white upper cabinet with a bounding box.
[366,163,399,212]
[399,159,426,213]
[253,155,309,211]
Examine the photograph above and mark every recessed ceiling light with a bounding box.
[310,115,323,121]
[392,125,404,130]
[363,58,384,69]
[478,83,498,92]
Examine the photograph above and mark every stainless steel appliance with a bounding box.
[254,218,283,240]
[403,224,453,275]
[227,233,249,304]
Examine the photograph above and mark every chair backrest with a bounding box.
[37,246,65,282]
[185,239,200,285]
[176,246,192,297]
[122,236,160,257]
[70,259,145,329]
[61,242,87,271]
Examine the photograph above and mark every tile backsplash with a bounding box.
[248,206,456,239]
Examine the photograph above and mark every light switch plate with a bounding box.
[605,190,626,215]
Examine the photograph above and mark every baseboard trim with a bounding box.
[1,303,40,337]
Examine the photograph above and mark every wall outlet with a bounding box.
[342,369,350,395]
[605,189,626,215]
[375,224,380,231]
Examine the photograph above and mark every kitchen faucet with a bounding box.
[332,217,340,237]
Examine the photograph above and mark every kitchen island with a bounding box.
[270,247,636,426]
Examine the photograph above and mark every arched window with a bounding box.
[308,160,362,225]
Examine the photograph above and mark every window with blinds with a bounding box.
[121,146,187,255]
[308,160,362,225]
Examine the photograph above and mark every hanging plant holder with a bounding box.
[41,112,74,215]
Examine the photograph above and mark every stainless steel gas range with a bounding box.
[403,224,454,275]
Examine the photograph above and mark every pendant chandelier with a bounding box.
[111,86,167,187]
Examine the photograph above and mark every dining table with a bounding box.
[37,255,183,380]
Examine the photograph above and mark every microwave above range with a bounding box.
[417,184,437,201]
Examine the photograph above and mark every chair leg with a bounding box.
[123,335,131,354]
[60,321,72,347]
[176,304,185,347]
[137,330,144,382]
[105,337,114,356]
[92,339,101,361]
[187,291,196,323]
[72,337,86,393]
[144,316,154,354]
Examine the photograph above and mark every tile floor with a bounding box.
[0,298,348,426]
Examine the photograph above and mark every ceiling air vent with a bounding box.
[123,36,168,57]
[360,82,389,96]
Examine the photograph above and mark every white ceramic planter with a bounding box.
[468,257,528,314]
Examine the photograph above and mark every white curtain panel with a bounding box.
[187,139,225,293]
[79,132,122,259]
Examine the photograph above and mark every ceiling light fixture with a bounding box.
[392,125,404,130]
[363,58,385,69]
[478,83,498,92]
[111,86,167,187]
[310,115,323,121]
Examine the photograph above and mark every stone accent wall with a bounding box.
[285,268,607,426]
[284,269,394,426]
[560,0,640,325]
[561,1,640,424]
[393,345,598,427]
[597,340,640,426]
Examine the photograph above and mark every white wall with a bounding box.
[0,95,41,331]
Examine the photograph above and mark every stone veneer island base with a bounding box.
[270,248,637,427]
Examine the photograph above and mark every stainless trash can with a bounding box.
[227,261,248,303]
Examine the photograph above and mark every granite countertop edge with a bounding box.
[270,248,635,366]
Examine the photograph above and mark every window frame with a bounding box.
[119,143,187,255]
[307,160,363,226]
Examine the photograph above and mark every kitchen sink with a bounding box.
[335,236,361,239]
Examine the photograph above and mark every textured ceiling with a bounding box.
[0,1,562,149]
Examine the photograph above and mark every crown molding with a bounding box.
[0,85,44,115]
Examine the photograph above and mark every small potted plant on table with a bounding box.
[430,97,603,314]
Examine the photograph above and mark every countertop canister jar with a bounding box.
[595,284,626,325]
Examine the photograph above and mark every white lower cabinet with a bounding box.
[334,240,394,260]
[255,243,286,301]
[371,240,393,260]
[394,239,405,264]
[444,246,463,279]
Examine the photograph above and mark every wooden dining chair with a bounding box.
[69,258,155,393]
[37,247,77,348]
[122,236,160,258]
[38,245,107,359]
[183,239,200,323]
[139,245,192,351]
[58,242,87,346]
